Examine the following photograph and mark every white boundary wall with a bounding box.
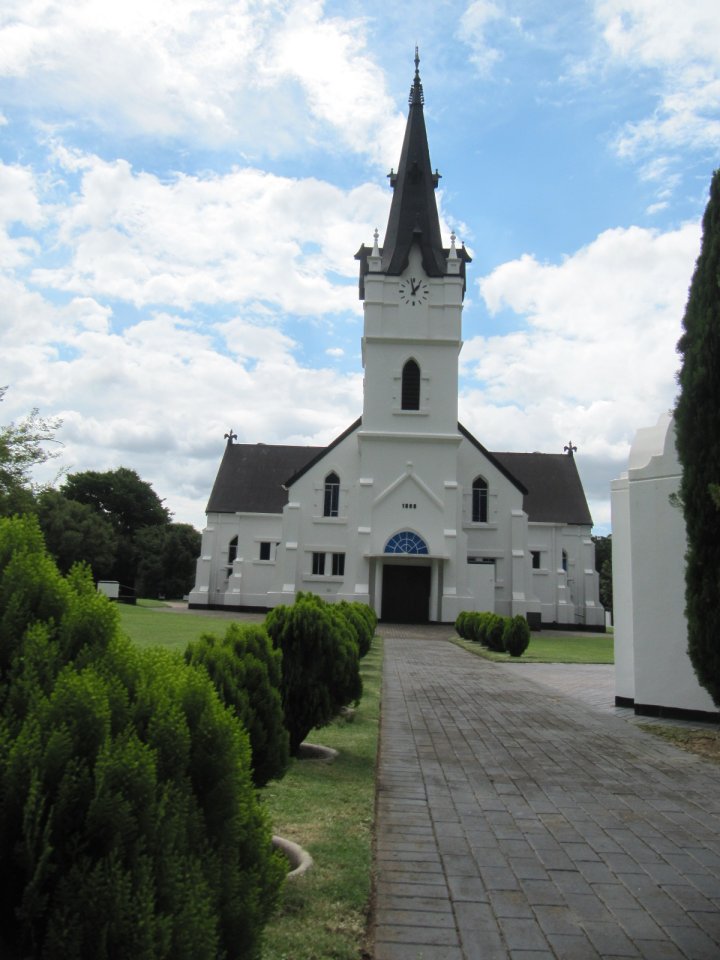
[612,414,716,716]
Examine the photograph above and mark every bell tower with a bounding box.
[355,49,471,440]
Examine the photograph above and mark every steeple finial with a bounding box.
[564,441,577,457]
[409,45,424,105]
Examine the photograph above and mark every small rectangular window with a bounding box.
[259,541,271,561]
[531,550,541,570]
[332,553,345,577]
[312,552,326,576]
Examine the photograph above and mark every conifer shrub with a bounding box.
[0,515,285,960]
[336,600,374,658]
[185,623,290,787]
[484,614,506,652]
[502,615,531,657]
[265,593,362,754]
[455,611,470,639]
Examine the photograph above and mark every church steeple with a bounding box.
[381,47,446,277]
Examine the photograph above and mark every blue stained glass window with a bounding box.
[384,531,429,555]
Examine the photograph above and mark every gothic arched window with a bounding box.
[401,359,420,410]
[323,471,340,517]
[226,535,238,577]
[472,477,488,523]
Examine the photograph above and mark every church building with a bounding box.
[189,54,603,627]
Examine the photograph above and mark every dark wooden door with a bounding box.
[381,565,431,623]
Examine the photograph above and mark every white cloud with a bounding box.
[458,0,511,75]
[460,222,700,520]
[595,0,720,157]
[29,150,387,314]
[0,0,404,166]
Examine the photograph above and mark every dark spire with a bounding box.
[381,47,446,276]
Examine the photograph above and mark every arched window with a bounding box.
[384,531,429,555]
[472,477,488,523]
[562,550,568,572]
[226,535,238,577]
[401,359,420,411]
[323,471,340,517]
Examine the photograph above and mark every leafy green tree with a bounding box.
[135,523,201,599]
[37,490,118,580]
[62,468,170,536]
[0,389,62,516]
[62,468,171,589]
[264,594,362,755]
[185,623,289,787]
[675,168,720,707]
[0,515,285,960]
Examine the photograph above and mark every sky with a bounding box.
[1,0,719,535]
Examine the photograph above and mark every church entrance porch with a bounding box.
[380,564,431,623]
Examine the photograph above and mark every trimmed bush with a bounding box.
[502,615,531,657]
[0,515,285,960]
[336,601,374,658]
[185,623,290,787]
[484,614,506,652]
[265,594,362,755]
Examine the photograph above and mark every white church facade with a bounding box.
[189,54,603,627]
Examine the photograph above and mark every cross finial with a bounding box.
[564,441,577,457]
[224,428,238,445]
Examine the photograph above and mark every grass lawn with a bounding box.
[119,601,381,960]
[261,642,381,960]
[116,602,251,651]
[453,632,614,664]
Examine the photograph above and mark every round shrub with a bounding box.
[265,594,362,755]
[485,614,506,652]
[336,600,374,658]
[185,622,290,787]
[503,615,531,658]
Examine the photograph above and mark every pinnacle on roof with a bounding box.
[381,47,447,277]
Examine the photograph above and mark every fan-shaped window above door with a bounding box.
[384,531,429,555]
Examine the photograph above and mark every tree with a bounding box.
[0,389,62,516]
[135,523,201,599]
[592,534,613,614]
[62,468,171,589]
[675,168,720,706]
[37,490,118,580]
[0,515,285,960]
[62,468,170,537]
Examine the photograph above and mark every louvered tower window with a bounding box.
[401,359,420,410]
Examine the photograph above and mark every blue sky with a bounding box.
[1,0,719,533]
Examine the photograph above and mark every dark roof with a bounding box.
[380,49,446,278]
[206,441,322,514]
[205,423,592,526]
[492,452,593,525]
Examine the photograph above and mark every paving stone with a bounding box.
[372,632,720,960]
[497,916,550,952]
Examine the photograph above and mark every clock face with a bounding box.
[399,277,429,306]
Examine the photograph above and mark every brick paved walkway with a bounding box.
[372,630,720,960]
